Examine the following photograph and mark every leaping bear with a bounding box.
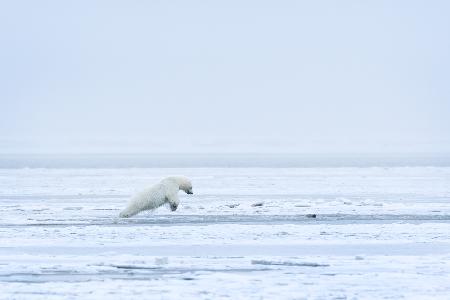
[119,176,193,218]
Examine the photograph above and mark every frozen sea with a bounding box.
[1,154,450,299]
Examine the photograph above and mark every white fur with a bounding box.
[119,176,193,218]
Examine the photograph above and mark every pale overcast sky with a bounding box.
[1,0,449,153]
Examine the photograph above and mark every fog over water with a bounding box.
[1,0,449,154]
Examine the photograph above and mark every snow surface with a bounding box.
[1,167,450,299]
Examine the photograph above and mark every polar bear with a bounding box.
[119,176,193,218]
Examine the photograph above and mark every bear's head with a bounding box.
[178,177,193,195]
[163,176,194,195]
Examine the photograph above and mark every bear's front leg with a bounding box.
[170,203,178,211]
[167,194,180,212]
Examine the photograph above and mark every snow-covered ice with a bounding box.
[1,167,450,299]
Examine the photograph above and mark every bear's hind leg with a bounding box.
[119,206,141,218]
